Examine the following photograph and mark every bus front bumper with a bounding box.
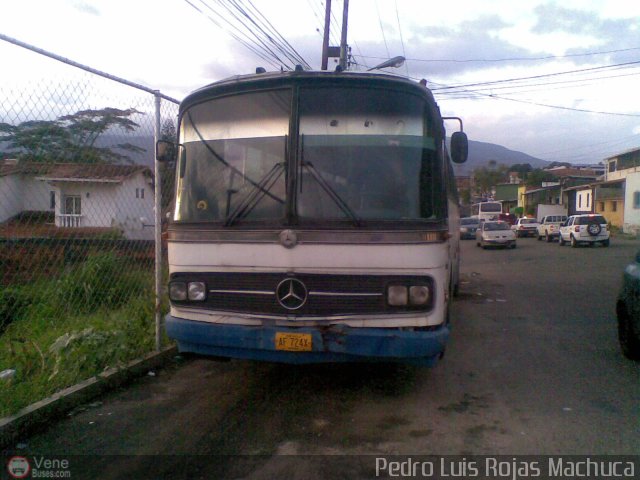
[165,315,449,366]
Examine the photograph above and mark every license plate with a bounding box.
[275,332,312,352]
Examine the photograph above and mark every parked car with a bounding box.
[616,251,640,360]
[476,221,516,249]
[513,217,540,237]
[558,214,609,247]
[460,217,480,239]
[537,215,568,242]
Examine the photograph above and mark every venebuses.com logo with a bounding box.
[5,456,71,478]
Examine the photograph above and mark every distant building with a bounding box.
[0,160,154,240]
[493,183,519,213]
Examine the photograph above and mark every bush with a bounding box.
[56,252,150,313]
[0,285,46,334]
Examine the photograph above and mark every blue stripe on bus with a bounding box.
[165,315,448,366]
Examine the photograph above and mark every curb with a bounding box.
[0,345,178,449]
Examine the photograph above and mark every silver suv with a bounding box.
[558,214,610,247]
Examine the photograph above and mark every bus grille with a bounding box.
[169,272,434,317]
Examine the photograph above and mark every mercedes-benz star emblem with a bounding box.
[279,229,298,249]
[276,278,308,310]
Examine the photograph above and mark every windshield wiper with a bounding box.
[186,112,285,205]
[225,163,285,226]
[301,161,362,227]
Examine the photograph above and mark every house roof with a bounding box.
[604,146,640,161]
[562,178,624,192]
[1,161,152,183]
[523,184,562,195]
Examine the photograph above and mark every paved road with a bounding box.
[7,236,640,478]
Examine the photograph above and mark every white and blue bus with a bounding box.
[158,69,468,366]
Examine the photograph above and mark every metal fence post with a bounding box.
[154,91,163,352]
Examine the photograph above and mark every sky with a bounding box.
[1,0,640,164]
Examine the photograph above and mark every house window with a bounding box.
[50,191,55,210]
[136,188,139,198]
[136,188,145,199]
[635,192,640,209]
[609,160,616,173]
[64,195,81,215]
[579,196,582,208]
[587,193,590,208]
[599,202,605,211]
[140,188,144,199]
[612,201,617,212]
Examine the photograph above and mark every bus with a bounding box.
[471,201,503,222]
[157,69,468,366]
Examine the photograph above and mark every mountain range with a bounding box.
[452,139,550,176]
[101,135,551,176]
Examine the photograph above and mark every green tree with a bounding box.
[473,164,509,197]
[525,168,558,187]
[0,108,145,164]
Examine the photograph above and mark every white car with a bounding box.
[537,215,567,242]
[476,221,517,249]
[513,217,540,237]
[558,214,610,247]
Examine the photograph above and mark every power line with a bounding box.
[436,69,640,98]
[184,0,312,71]
[433,82,640,117]
[184,0,283,69]
[359,46,640,65]
[236,0,312,68]
[213,0,302,69]
[430,60,640,93]
[393,0,408,77]
[374,0,390,59]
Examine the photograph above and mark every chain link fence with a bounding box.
[0,35,179,416]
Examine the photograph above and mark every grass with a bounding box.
[0,253,164,417]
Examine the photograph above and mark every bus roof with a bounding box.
[181,70,439,115]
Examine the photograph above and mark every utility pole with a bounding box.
[321,0,331,70]
[339,0,349,70]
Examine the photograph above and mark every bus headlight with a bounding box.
[169,282,187,301]
[387,284,432,307]
[187,282,207,301]
[409,286,430,305]
[387,286,408,306]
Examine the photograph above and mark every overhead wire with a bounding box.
[374,0,390,59]
[430,60,640,93]
[393,0,409,77]
[236,0,312,68]
[183,0,282,69]
[358,46,640,65]
[212,0,300,69]
[185,0,312,70]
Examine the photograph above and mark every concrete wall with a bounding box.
[624,172,640,234]
[0,174,24,223]
[576,189,593,213]
[114,173,155,240]
[595,199,623,227]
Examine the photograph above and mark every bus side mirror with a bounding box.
[451,131,468,164]
[156,140,176,163]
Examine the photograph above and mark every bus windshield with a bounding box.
[297,87,440,222]
[174,86,442,225]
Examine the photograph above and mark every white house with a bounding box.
[604,147,640,234]
[0,160,155,240]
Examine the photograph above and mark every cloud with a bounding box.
[532,4,640,64]
[72,1,100,16]
[395,15,549,78]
